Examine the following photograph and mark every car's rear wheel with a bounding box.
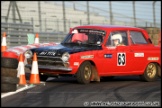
[157,65,161,78]
[140,63,158,82]
[76,61,92,84]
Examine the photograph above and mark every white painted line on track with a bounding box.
[1,84,35,98]
[1,81,46,98]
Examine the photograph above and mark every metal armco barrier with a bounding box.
[1,22,67,48]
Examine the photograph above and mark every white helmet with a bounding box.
[72,29,78,34]
[111,34,122,43]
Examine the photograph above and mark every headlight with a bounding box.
[24,50,33,58]
[61,52,70,62]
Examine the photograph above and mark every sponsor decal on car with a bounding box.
[147,57,159,61]
[81,55,94,59]
[106,46,116,49]
[104,54,112,58]
[74,62,79,66]
[134,53,144,57]
[39,51,56,56]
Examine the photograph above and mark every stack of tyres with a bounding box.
[1,57,19,92]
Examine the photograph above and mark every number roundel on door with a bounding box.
[117,53,126,66]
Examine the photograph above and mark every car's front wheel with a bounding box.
[76,61,92,84]
[140,63,158,82]
[39,74,48,81]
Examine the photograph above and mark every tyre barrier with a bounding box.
[1,84,17,93]
[1,57,19,93]
[1,76,19,84]
[1,57,18,69]
[1,68,17,77]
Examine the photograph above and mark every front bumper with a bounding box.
[25,64,72,72]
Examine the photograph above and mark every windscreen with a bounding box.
[62,29,106,45]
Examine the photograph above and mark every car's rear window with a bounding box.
[130,31,148,44]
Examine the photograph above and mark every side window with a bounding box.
[106,31,128,46]
[130,31,148,44]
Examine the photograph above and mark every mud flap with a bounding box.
[91,65,100,82]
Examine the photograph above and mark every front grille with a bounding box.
[27,56,64,67]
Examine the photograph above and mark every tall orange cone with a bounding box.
[34,33,39,44]
[18,54,27,85]
[1,32,7,52]
[29,52,40,84]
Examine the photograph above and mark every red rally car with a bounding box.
[24,25,161,84]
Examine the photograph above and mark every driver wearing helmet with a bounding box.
[111,34,125,46]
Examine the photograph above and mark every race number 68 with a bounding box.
[117,53,126,66]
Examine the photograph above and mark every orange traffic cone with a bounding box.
[18,54,27,85]
[29,52,40,84]
[34,33,39,44]
[1,32,7,52]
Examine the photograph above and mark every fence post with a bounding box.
[133,1,136,27]
[62,1,66,32]
[69,19,71,28]
[57,19,59,32]
[145,22,147,27]
[80,20,82,25]
[45,18,46,32]
[73,2,75,10]
[109,1,113,25]
[38,1,42,32]
[31,17,34,32]
[87,1,90,25]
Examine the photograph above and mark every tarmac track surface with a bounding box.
[1,76,161,107]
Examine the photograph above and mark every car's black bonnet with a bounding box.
[31,43,102,56]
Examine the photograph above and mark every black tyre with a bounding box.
[157,65,161,78]
[1,84,17,93]
[39,74,48,81]
[1,57,18,69]
[1,68,17,77]
[1,76,19,84]
[140,63,158,82]
[76,61,92,84]
[101,76,114,81]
